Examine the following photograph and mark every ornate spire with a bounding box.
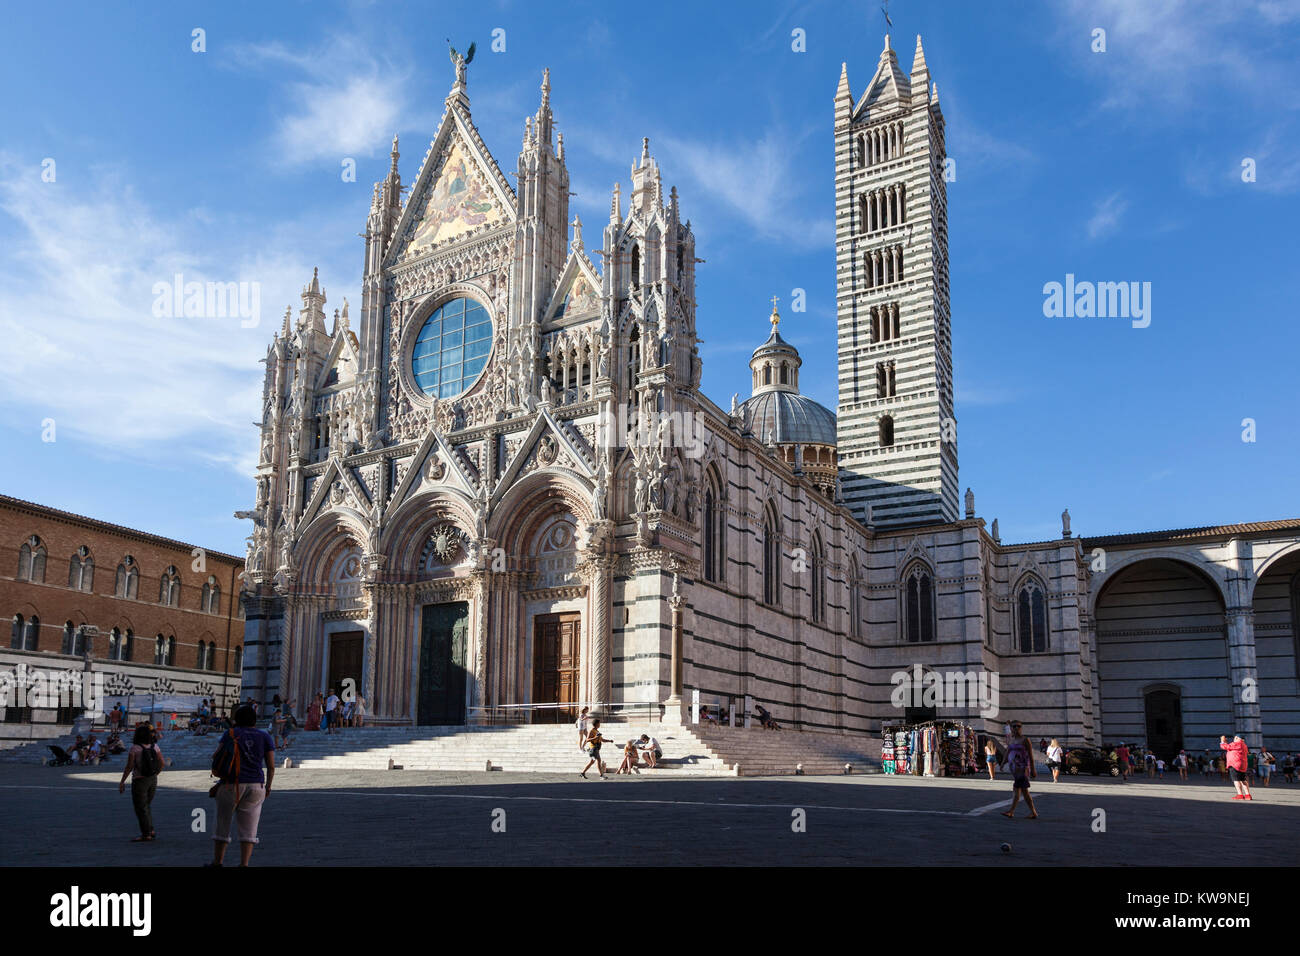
[610,181,621,223]
[769,295,781,330]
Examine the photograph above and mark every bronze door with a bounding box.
[327,631,363,701]
[533,614,580,723]
[418,603,469,725]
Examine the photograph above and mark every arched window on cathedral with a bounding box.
[630,243,641,290]
[166,636,176,667]
[809,533,825,624]
[762,505,781,607]
[702,469,726,585]
[17,536,46,583]
[879,414,895,448]
[902,563,936,643]
[763,365,772,386]
[196,640,207,670]
[626,325,640,408]
[1016,578,1049,653]
[205,642,215,671]
[122,629,133,662]
[72,626,89,658]
[848,558,863,641]
[11,615,23,650]
[779,363,789,385]
[153,635,165,665]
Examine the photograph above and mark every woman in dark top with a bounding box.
[117,723,163,842]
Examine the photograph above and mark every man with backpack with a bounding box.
[208,705,276,866]
[117,723,164,842]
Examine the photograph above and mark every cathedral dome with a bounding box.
[740,389,838,446]
[739,299,837,448]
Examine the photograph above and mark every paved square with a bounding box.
[1,765,1294,866]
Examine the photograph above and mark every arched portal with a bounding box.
[1094,558,1230,752]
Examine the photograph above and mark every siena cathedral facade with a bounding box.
[237,38,1300,753]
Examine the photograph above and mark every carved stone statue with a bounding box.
[1061,508,1072,538]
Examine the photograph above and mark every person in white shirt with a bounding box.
[638,734,662,768]
[324,689,340,735]
[1045,738,1064,782]
[575,707,590,752]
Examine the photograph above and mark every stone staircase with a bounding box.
[0,722,881,777]
[691,723,882,776]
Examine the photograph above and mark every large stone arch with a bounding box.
[1093,556,1232,756]
[1249,547,1300,749]
[294,509,370,592]
[1248,540,1300,603]
[490,468,595,562]
[380,489,480,574]
[1088,546,1231,621]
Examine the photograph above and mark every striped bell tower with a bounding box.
[834,34,957,528]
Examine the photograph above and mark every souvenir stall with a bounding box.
[881,720,980,777]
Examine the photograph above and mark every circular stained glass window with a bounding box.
[411,297,492,399]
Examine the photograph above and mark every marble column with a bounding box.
[1225,607,1262,748]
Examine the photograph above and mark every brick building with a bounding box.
[1,494,244,747]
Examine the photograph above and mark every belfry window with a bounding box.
[879,414,895,447]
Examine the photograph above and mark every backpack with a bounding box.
[136,744,160,777]
[211,729,242,782]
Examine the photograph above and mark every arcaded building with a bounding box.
[235,39,1300,756]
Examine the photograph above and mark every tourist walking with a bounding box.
[1000,720,1037,819]
[118,723,163,843]
[984,738,998,780]
[1174,750,1188,781]
[1116,742,1131,782]
[354,695,366,728]
[580,719,613,779]
[1220,734,1252,801]
[1259,748,1274,787]
[208,705,276,866]
[1046,739,1063,783]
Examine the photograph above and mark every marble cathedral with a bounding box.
[237,39,1300,754]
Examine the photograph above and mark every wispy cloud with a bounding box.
[230,37,415,168]
[0,155,337,474]
[1086,191,1127,239]
[660,130,834,248]
[1060,0,1300,111]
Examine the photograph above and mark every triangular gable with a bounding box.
[386,428,479,516]
[386,109,517,267]
[543,252,602,324]
[300,455,373,530]
[493,408,596,506]
[313,328,361,391]
[895,535,935,574]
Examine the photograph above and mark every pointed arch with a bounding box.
[1014,573,1050,653]
[901,559,936,643]
[809,530,825,624]
[702,463,727,585]
[762,501,782,607]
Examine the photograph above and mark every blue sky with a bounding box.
[1,0,1297,555]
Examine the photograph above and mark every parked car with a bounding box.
[1063,746,1120,776]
